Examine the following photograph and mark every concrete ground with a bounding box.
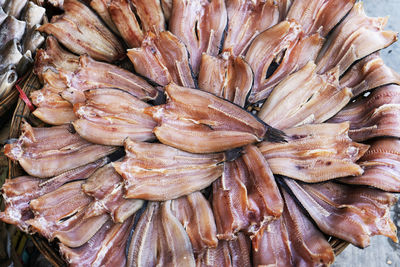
[333,1,400,267]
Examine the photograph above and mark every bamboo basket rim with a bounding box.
[3,71,350,266]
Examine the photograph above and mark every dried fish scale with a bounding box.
[0,0,400,266]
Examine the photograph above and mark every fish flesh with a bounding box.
[169,0,227,74]
[113,139,224,200]
[198,54,252,107]
[72,88,156,146]
[146,84,286,153]
[39,0,124,62]
[89,0,119,34]
[127,31,195,88]
[258,122,369,182]
[4,120,117,178]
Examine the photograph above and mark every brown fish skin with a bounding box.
[340,53,400,97]
[127,31,195,88]
[38,0,124,62]
[113,139,224,201]
[258,123,369,182]
[245,20,324,103]
[316,2,398,75]
[146,84,286,154]
[72,88,156,146]
[340,138,400,192]
[197,232,251,267]
[61,55,158,103]
[169,0,227,74]
[82,163,144,223]
[171,192,218,253]
[328,85,400,141]
[285,179,398,248]
[198,54,253,107]
[59,215,134,267]
[258,62,352,130]
[4,121,117,178]
[222,0,279,57]
[0,159,107,232]
[213,145,283,247]
[127,202,196,267]
[286,0,355,37]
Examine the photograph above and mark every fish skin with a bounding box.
[23,25,45,54]
[0,7,7,25]
[0,64,17,99]
[23,1,46,29]
[16,50,33,75]
[0,16,26,48]
[3,0,27,18]
[0,39,22,71]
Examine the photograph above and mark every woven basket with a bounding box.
[3,72,350,266]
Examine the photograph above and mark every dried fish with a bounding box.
[113,139,224,200]
[23,25,45,54]
[258,123,368,182]
[126,202,196,267]
[4,121,117,178]
[127,31,195,88]
[223,0,279,57]
[3,0,27,18]
[23,1,46,29]
[340,138,400,192]
[16,50,33,75]
[61,55,158,103]
[285,179,398,248]
[213,145,282,247]
[197,232,251,267]
[171,192,218,253]
[245,21,324,103]
[90,0,119,35]
[0,64,17,99]
[340,53,400,97]
[258,62,352,129]
[59,215,133,267]
[72,88,156,146]
[0,39,22,71]
[328,85,400,141]
[82,164,144,223]
[169,0,227,74]
[0,16,26,48]
[0,159,107,232]
[146,84,286,153]
[161,0,172,21]
[198,54,253,107]
[316,2,397,75]
[39,0,124,62]
[0,8,7,25]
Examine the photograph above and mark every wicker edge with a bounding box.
[5,72,350,266]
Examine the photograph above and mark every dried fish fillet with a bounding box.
[146,84,286,153]
[169,0,227,73]
[328,85,400,141]
[82,164,144,223]
[340,138,400,192]
[253,189,335,266]
[340,53,400,97]
[198,54,253,107]
[285,179,398,248]
[259,62,352,129]
[316,2,397,75]
[90,0,119,34]
[245,21,324,103]
[222,0,279,56]
[0,159,106,232]
[4,121,117,178]
[258,123,368,182]
[61,55,158,103]
[171,192,218,253]
[39,0,124,62]
[197,232,251,267]
[213,145,283,246]
[73,88,156,146]
[59,215,133,267]
[127,202,196,267]
[113,139,224,200]
[127,31,195,88]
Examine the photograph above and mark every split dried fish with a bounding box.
[113,139,224,200]
[258,123,368,182]
[39,0,124,62]
[146,84,286,153]
[127,31,195,88]
[4,120,117,178]
[89,0,119,35]
[169,0,227,74]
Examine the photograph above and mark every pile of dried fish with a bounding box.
[1,0,400,266]
[0,0,45,101]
